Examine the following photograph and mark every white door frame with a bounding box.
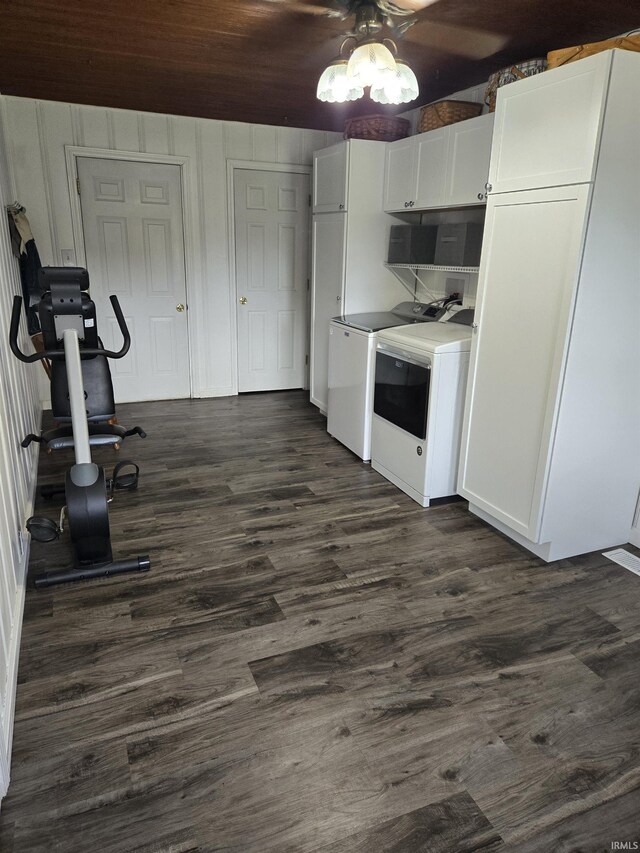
[64,145,195,397]
[226,159,312,395]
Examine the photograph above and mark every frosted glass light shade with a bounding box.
[396,60,419,102]
[317,59,364,103]
[371,59,419,104]
[346,40,397,88]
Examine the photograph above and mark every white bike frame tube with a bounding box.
[62,328,91,465]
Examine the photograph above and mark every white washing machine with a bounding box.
[371,320,472,506]
[327,302,440,461]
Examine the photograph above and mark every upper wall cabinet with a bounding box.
[488,53,611,194]
[382,137,417,211]
[313,143,349,213]
[384,113,494,212]
[446,114,495,206]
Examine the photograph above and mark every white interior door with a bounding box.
[234,169,309,393]
[77,157,190,403]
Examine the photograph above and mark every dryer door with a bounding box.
[374,348,432,440]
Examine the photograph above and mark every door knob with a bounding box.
[239,296,247,305]
[176,303,185,312]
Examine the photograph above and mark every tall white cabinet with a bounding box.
[458,50,640,561]
[310,139,406,412]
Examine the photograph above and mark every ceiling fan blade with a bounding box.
[258,0,344,16]
[405,19,509,59]
[381,0,441,13]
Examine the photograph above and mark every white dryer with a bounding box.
[371,321,472,507]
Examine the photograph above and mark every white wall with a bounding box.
[0,109,42,799]
[0,96,341,399]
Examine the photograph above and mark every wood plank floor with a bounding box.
[1,391,639,852]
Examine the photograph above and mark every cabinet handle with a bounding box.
[485,183,493,193]
[404,202,409,208]
[409,201,415,207]
[339,203,344,210]
[471,322,478,332]
[477,193,484,200]
[337,295,342,302]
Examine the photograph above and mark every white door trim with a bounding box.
[226,159,312,396]
[64,146,195,397]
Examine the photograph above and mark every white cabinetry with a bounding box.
[414,129,448,209]
[311,213,347,410]
[458,50,640,561]
[383,136,417,212]
[487,51,610,194]
[446,114,495,206]
[313,143,348,213]
[310,139,406,412]
[384,113,494,211]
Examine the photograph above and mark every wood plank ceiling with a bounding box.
[0,0,637,131]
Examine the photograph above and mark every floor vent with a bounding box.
[602,548,640,577]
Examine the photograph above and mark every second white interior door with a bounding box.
[234,169,309,392]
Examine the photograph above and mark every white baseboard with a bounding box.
[193,386,235,398]
[0,454,37,801]
[1,546,28,774]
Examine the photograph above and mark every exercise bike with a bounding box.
[10,266,151,589]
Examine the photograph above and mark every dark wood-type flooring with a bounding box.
[1,391,639,852]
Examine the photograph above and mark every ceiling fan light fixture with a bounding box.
[395,58,420,101]
[369,54,418,104]
[346,39,397,88]
[317,59,364,102]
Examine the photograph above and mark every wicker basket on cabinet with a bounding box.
[418,100,482,132]
[484,58,547,111]
[344,114,410,141]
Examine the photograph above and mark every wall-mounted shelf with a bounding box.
[385,263,480,274]
[384,262,480,301]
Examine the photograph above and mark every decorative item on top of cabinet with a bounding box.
[547,33,640,68]
[344,114,410,141]
[384,112,494,212]
[458,49,640,562]
[418,100,482,132]
[484,58,547,112]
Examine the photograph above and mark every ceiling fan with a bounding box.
[262,0,508,61]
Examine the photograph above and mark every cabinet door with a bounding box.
[414,128,448,208]
[445,113,494,206]
[488,53,610,193]
[383,137,416,212]
[458,184,591,540]
[313,143,349,213]
[310,213,347,411]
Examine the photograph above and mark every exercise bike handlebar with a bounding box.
[10,295,131,363]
